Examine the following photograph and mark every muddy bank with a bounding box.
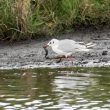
[0,28,110,69]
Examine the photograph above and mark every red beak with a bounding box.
[43,43,48,48]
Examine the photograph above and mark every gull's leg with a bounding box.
[56,55,74,63]
[54,55,65,63]
[54,55,65,59]
[45,55,66,63]
[46,55,75,62]
[56,55,75,62]
[67,55,75,61]
[45,55,65,63]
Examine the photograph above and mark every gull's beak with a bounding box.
[43,43,48,48]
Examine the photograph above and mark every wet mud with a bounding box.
[0,27,110,69]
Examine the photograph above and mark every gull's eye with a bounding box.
[49,42,51,44]
[53,41,54,44]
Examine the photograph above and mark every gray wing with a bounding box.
[58,39,84,52]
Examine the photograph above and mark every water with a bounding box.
[0,68,110,110]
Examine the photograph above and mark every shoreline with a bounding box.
[0,27,110,70]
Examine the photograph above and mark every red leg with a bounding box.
[54,55,66,59]
[55,55,75,62]
[46,55,75,62]
[46,55,65,59]
[46,55,65,63]
[54,55,65,63]
[67,55,75,61]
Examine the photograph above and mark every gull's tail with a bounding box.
[77,41,96,52]
[85,42,96,48]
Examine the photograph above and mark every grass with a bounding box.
[0,0,110,41]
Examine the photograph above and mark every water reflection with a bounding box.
[0,68,110,110]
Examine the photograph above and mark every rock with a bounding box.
[102,51,108,56]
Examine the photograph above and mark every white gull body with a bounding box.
[47,39,95,57]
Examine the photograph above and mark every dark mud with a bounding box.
[0,27,110,69]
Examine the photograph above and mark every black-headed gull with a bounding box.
[43,38,95,62]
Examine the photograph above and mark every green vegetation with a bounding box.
[0,0,110,40]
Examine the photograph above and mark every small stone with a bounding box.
[102,51,108,56]
[97,35,100,38]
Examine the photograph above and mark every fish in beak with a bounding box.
[43,43,48,48]
[43,43,49,58]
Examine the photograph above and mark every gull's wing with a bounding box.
[57,39,86,52]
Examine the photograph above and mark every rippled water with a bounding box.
[0,68,110,110]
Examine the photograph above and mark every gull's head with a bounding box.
[47,39,59,47]
[43,39,59,48]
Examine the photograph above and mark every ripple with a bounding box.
[14,104,22,108]
[6,98,29,101]
[0,102,10,107]
[39,95,48,97]
[25,100,42,106]
[103,104,110,108]
[31,88,38,90]
[4,106,16,109]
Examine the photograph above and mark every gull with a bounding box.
[43,38,95,62]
